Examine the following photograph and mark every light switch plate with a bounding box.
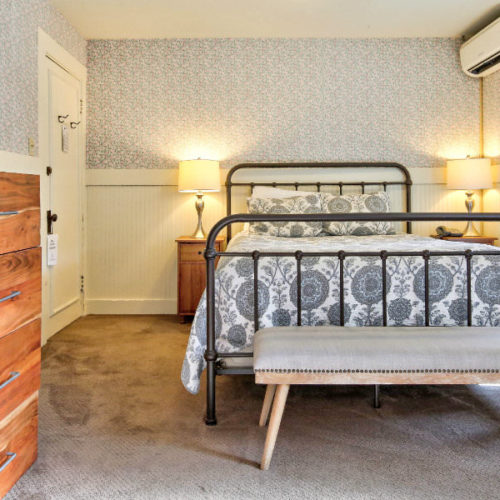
[28,137,35,156]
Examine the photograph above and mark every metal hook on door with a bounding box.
[58,114,69,123]
[70,121,81,129]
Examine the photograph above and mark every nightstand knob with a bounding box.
[198,251,202,255]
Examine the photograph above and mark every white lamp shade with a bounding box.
[178,159,220,192]
[446,158,492,190]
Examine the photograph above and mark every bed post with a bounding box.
[204,245,218,425]
[402,165,413,234]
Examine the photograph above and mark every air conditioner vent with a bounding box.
[468,49,500,75]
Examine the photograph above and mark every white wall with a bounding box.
[85,167,478,315]
[84,37,487,315]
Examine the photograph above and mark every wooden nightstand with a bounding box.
[431,235,497,246]
[176,236,225,321]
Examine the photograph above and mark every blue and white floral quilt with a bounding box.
[182,232,500,393]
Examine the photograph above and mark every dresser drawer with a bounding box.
[0,173,39,213]
[0,321,40,422]
[0,248,41,339]
[0,210,40,254]
[0,394,38,499]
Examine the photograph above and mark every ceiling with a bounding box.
[50,0,500,40]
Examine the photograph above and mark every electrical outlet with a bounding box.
[28,137,35,156]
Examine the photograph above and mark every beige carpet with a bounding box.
[6,315,500,500]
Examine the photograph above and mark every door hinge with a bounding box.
[80,99,83,115]
[80,275,85,293]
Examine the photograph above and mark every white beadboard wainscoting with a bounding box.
[85,167,500,315]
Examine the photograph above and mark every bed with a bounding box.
[180,162,500,424]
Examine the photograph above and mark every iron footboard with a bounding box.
[203,212,500,425]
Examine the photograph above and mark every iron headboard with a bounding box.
[225,162,413,240]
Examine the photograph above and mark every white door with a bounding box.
[45,58,83,337]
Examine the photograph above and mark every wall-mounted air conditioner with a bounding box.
[460,17,500,77]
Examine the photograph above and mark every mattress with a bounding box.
[182,231,500,393]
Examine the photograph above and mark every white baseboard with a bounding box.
[85,298,176,315]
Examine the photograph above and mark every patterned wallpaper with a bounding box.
[484,71,500,165]
[0,0,86,155]
[87,38,480,170]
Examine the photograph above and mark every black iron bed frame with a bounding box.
[202,162,500,425]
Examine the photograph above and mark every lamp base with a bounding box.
[192,192,206,239]
[462,223,481,237]
[462,191,481,237]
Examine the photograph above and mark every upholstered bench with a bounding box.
[254,326,500,470]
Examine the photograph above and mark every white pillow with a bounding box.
[250,186,313,199]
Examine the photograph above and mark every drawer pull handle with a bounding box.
[0,291,21,304]
[0,211,18,216]
[0,372,20,390]
[0,453,16,473]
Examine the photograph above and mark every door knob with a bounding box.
[47,210,58,234]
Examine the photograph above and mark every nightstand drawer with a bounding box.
[0,394,38,499]
[0,320,41,422]
[180,243,206,262]
[0,248,41,339]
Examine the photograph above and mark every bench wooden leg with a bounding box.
[373,384,381,409]
[261,384,289,470]
[259,384,276,426]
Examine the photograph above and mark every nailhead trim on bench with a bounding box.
[254,368,500,374]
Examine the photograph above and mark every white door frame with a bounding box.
[38,28,87,345]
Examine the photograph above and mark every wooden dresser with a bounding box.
[176,236,225,321]
[0,172,41,498]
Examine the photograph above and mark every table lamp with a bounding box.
[178,159,220,238]
[446,157,492,237]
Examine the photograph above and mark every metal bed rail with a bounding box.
[203,212,500,425]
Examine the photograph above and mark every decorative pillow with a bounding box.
[321,191,395,236]
[247,194,323,237]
